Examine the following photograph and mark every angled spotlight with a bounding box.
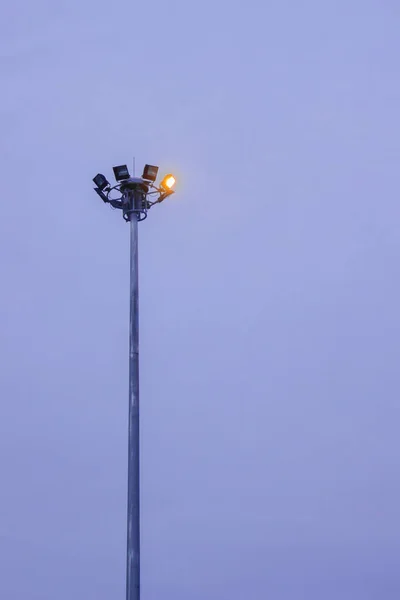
[113,165,130,182]
[142,164,159,182]
[160,174,176,192]
[93,173,110,191]
[94,187,108,202]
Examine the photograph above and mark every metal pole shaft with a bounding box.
[126,197,140,600]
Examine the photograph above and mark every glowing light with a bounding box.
[161,174,176,190]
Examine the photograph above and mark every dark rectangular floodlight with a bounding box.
[94,187,108,202]
[113,165,130,181]
[142,164,159,182]
[93,173,110,191]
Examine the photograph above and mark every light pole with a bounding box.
[93,164,176,600]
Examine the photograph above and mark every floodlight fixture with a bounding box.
[113,165,130,182]
[142,164,159,182]
[160,174,176,192]
[93,173,110,191]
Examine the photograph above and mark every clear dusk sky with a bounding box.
[1,1,400,598]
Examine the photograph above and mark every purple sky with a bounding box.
[1,1,400,598]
